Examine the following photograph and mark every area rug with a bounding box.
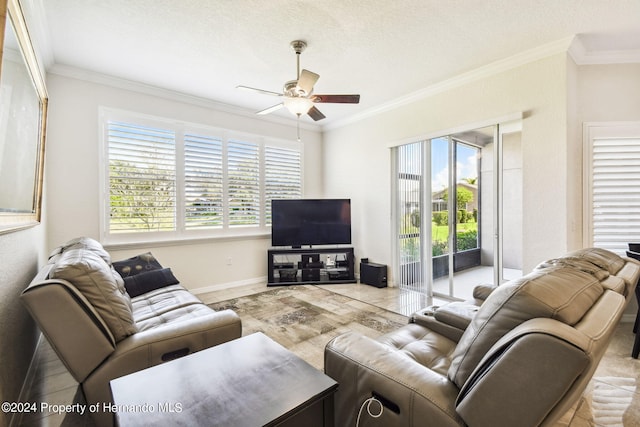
[590,377,637,425]
[207,285,408,370]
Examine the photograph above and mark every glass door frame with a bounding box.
[428,135,484,300]
[392,114,523,297]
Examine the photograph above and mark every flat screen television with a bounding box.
[271,199,351,247]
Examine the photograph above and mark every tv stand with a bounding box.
[267,247,356,286]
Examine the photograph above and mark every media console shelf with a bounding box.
[267,247,356,286]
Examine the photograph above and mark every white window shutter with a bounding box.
[265,145,302,224]
[228,139,260,227]
[184,132,224,229]
[107,121,176,233]
[591,136,640,253]
[102,111,303,242]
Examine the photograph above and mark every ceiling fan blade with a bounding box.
[296,69,319,96]
[257,103,284,115]
[313,94,360,104]
[236,85,283,97]
[307,106,326,121]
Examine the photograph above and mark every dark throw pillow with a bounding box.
[113,252,163,278]
[123,268,179,298]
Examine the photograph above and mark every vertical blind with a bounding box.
[395,142,424,292]
[591,136,640,253]
[105,116,302,238]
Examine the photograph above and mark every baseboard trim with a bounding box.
[621,313,636,324]
[190,276,267,296]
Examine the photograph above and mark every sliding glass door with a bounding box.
[394,124,522,300]
[430,134,483,299]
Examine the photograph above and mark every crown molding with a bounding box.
[568,36,640,65]
[329,35,640,131]
[21,0,319,133]
[40,28,639,136]
[325,36,576,131]
[47,64,322,133]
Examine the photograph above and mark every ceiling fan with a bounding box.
[237,40,360,122]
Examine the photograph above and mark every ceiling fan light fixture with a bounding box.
[238,40,359,125]
[283,96,314,116]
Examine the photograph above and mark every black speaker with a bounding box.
[360,262,387,288]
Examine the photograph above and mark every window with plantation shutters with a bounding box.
[184,132,224,229]
[584,122,640,255]
[228,139,260,227]
[107,121,177,233]
[265,145,302,224]
[101,109,303,243]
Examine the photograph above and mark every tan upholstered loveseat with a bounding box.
[325,248,640,427]
[21,237,242,427]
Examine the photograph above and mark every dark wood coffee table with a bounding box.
[110,332,338,426]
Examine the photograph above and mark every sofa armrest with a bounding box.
[83,309,241,409]
[117,308,242,361]
[21,279,116,383]
[325,331,463,427]
[456,318,591,427]
[411,299,483,341]
[410,284,494,341]
[435,302,479,329]
[472,283,497,301]
[410,309,465,342]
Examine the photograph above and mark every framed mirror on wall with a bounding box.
[0,0,48,234]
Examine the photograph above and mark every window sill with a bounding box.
[103,231,271,251]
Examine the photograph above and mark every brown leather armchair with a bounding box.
[325,248,640,427]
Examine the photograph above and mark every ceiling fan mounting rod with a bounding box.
[291,40,306,79]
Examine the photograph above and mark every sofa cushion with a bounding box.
[113,252,163,278]
[376,323,457,377]
[448,265,603,388]
[135,304,216,332]
[536,257,610,281]
[131,284,204,323]
[560,247,625,276]
[50,249,137,342]
[123,268,179,298]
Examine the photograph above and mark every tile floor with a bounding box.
[17,282,640,426]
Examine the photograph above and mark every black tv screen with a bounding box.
[271,199,351,247]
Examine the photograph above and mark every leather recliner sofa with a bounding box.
[21,237,242,427]
[325,248,640,427]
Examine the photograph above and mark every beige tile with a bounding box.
[27,369,78,400]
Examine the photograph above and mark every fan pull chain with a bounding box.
[297,114,301,141]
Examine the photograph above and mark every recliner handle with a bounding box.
[161,347,190,362]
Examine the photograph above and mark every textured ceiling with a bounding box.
[39,0,640,127]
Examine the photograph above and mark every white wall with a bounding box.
[44,73,323,291]
[576,62,640,319]
[323,53,571,281]
[480,132,523,270]
[577,63,640,122]
[0,226,46,426]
